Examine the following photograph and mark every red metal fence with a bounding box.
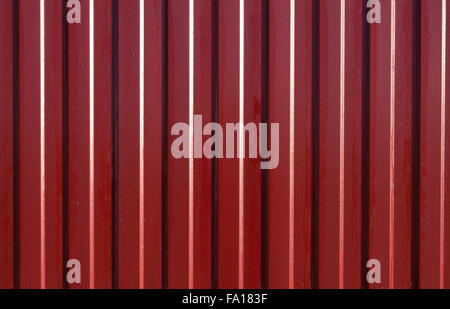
[1,0,450,289]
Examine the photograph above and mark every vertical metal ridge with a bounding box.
[311,0,320,289]
[338,0,346,290]
[211,0,219,289]
[88,0,95,289]
[161,0,169,290]
[139,0,145,289]
[13,0,20,290]
[261,0,269,290]
[288,0,296,290]
[111,0,119,289]
[361,0,371,290]
[411,0,422,289]
[188,0,194,290]
[238,0,244,290]
[61,0,69,289]
[440,0,447,290]
[389,0,396,289]
[40,0,46,289]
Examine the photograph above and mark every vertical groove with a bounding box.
[389,0,396,289]
[311,0,320,289]
[40,0,46,289]
[288,0,295,290]
[411,0,421,289]
[62,0,69,289]
[161,0,169,289]
[361,0,371,290]
[13,0,20,290]
[111,0,119,289]
[261,0,269,290]
[441,0,447,290]
[211,0,219,289]
[139,0,145,289]
[338,0,346,290]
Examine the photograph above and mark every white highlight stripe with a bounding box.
[339,0,346,290]
[89,0,95,289]
[139,0,145,289]
[40,0,46,289]
[239,0,245,290]
[289,0,295,290]
[189,0,194,289]
[441,0,447,290]
[389,0,396,289]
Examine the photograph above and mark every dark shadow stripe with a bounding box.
[261,0,270,290]
[311,0,320,289]
[111,0,119,289]
[161,0,169,290]
[361,0,371,290]
[62,0,69,289]
[13,0,20,290]
[211,0,219,289]
[411,0,421,289]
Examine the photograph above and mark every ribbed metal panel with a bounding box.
[0,0,449,289]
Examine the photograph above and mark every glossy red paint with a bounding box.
[19,0,41,288]
[143,0,163,290]
[0,0,450,289]
[0,0,14,290]
[218,0,240,289]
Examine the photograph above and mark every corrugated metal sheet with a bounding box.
[0,0,449,289]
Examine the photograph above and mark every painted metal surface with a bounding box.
[0,0,450,289]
